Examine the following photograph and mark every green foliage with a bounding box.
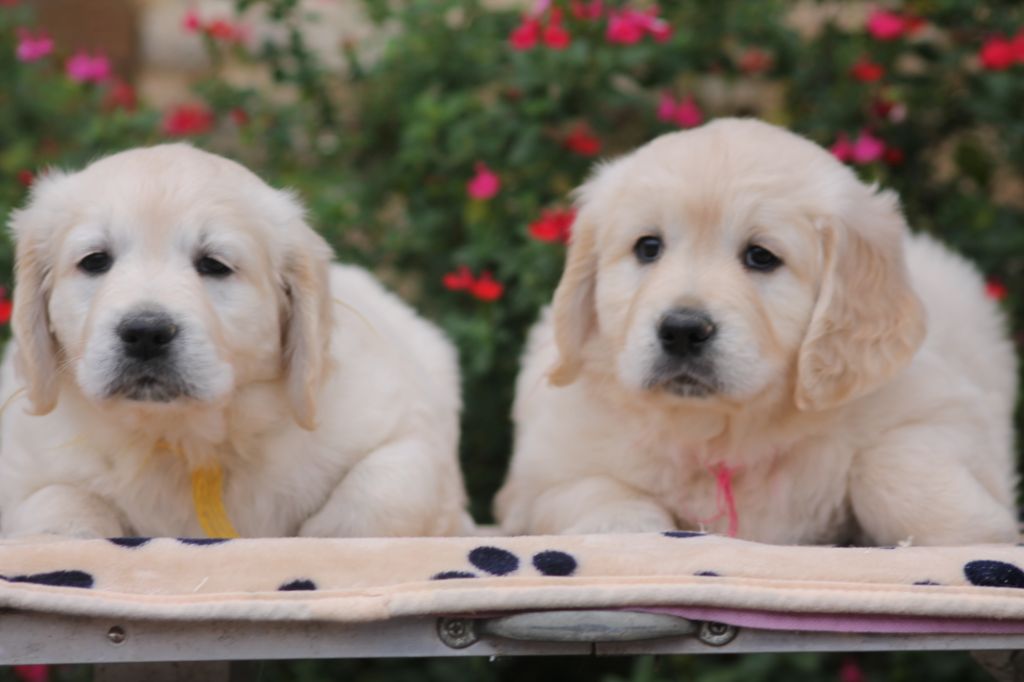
[2,0,1023,679]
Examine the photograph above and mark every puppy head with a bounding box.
[550,118,925,411]
[9,144,333,429]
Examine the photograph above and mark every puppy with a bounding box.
[0,144,471,538]
[496,118,1018,546]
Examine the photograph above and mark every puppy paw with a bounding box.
[560,504,676,535]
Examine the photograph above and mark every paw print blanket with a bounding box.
[2,533,1024,634]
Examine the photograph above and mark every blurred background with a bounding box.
[1,0,1023,680]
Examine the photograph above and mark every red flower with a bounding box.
[230,107,250,126]
[986,279,1009,301]
[738,48,773,75]
[563,125,601,157]
[103,78,137,112]
[443,267,504,302]
[0,288,12,325]
[509,17,541,50]
[883,147,905,166]
[470,271,504,302]
[529,208,576,243]
[839,656,865,682]
[12,665,47,682]
[980,36,1016,71]
[1012,31,1024,62]
[850,58,885,82]
[205,19,244,42]
[570,0,603,20]
[162,104,214,136]
[16,169,34,188]
[442,266,475,292]
[866,8,908,41]
[543,22,571,49]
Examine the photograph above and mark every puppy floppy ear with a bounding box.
[280,213,335,431]
[9,188,62,415]
[795,191,926,411]
[549,210,598,386]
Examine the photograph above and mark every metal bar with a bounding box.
[2,611,1024,664]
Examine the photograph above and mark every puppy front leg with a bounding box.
[3,484,127,538]
[850,425,1018,546]
[299,438,471,538]
[525,476,676,535]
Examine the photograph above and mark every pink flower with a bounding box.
[162,104,215,136]
[509,17,541,50]
[866,8,908,41]
[833,130,886,164]
[66,51,111,83]
[15,29,53,62]
[183,9,201,32]
[606,10,646,45]
[467,162,500,200]
[647,15,672,43]
[656,92,677,122]
[851,131,885,163]
[830,133,854,162]
[16,169,34,188]
[673,97,703,128]
[980,36,1016,71]
[658,93,703,128]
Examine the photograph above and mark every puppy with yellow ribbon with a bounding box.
[0,145,472,539]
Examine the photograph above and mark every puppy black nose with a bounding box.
[658,308,716,358]
[117,313,179,361]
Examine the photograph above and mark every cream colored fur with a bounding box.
[0,144,471,538]
[496,119,1018,546]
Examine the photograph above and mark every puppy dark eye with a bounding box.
[78,251,113,275]
[743,245,782,272]
[195,256,233,277]
[634,236,663,264]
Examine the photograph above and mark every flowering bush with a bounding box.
[1,2,1023,678]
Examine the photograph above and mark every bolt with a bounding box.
[107,626,127,645]
[698,621,737,647]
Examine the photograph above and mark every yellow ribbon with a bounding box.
[190,466,239,539]
[155,439,239,539]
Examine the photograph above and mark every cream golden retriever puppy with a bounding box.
[0,144,471,538]
[496,118,1018,546]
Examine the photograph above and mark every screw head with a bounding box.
[437,618,478,649]
[106,625,127,645]
[697,621,737,647]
